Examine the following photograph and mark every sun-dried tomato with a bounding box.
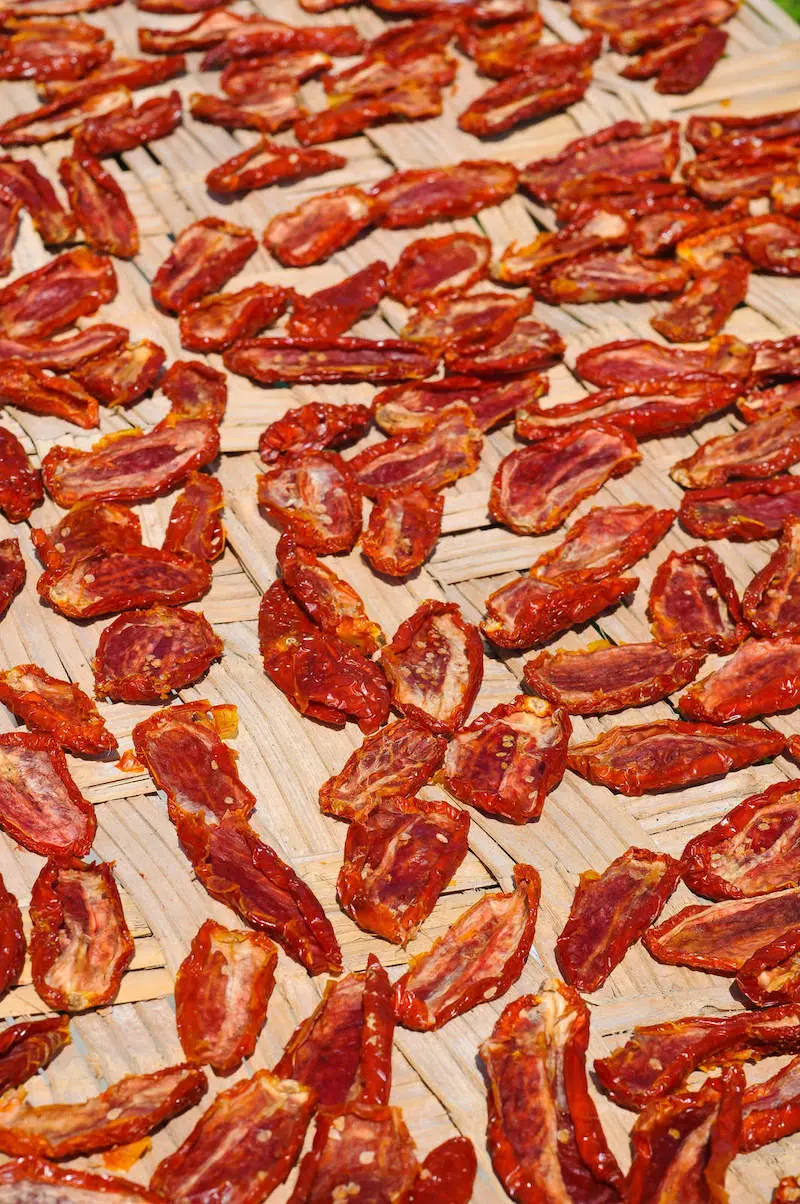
[189,90,302,134]
[0,427,42,523]
[70,339,165,409]
[0,538,25,618]
[534,247,688,304]
[179,283,289,353]
[481,572,638,650]
[152,216,256,313]
[627,1067,743,1204]
[31,501,140,571]
[264,187,381,267]
[648,546,747,654]
[0,874,24,998]
[294,80,443,145]
[481,982,624,1204]
[319,718,447,821]
[524,640,704,716]
[743,517,800,636]
[0,731,95,856]
[680,477,800,542]
[459,61,592,137]
[0,246,116,338]
[139,9,253,53]
[375,376,545,437]
[739,1053,800,1151]
[497,208,631,286]
[652,257,751,342]
[631,203,724,259]
[274,954,393,1107]
[225,336,437,386]
[533,503,675,585]
[58,149,138,259]
[0,1159,161,1201]
[76,89,182,156]
[42,421,219,507]
[132,701,255,824]
[595,1003,800,1110]
[520,119,680,204]
[175,809,342,976]
[0,664,115,756]
[38,547,212,619]
[150,1069,314,1204]
[567,719,785,795]
[323,49,455,99]
[0,84,131,147]
[442,695,570,824]
[205,17,363,63]
[93,605,221,702]
[361,486,443,578]
[0,1063,207,1159]
[160,360,227,426]
[0,1016,70,1098]
[738,380,800,424]
[0,155,76,244]
[258,581,389,734]
[587,0,738,54]
[368,14,459,60]
[458,10,540,67]
[408,1137,477,1204]
[0,323,127,370]
[446,317,565,378]
[30,858,134,1012]
[748,334,800,383]
[645,888,800,974]
[739,213,800,275]
[556,848,682,993]
[687,108,800,153]
[175,919,277,1075]
[684,149,800,204]
[737,929,800,1007]
[490,421,641,536]
[258,450,362,554]
[671,407,800,489]
[0,196,20,275]
[349,407,482,498]
[289,1103,419,1204]
[259,402,372,465]
[576,334,753,388]
[288,262,388,340]
[387,232,491,305]
[163,472,224,562]
[38,53,186,101]
[373,160,518,228]
[221,50,331,99]
[0,362,99,427]
[337,796,469,945]
[393,864,540,1030]
[402,290,532,354]
[679,635,800,723]
[278,533,383,655]
[380,599,482,736]
[206,139,345,196]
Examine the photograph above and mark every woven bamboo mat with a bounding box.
[2,0,800,1197]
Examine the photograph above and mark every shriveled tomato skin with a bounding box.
[482,573,639,650]
[93,605,223,702]
[648,545,747,654]
[0,427,43,522]
[160,360,227,426]
[737,929,800,1007]
[361,486,443,578]
[179,282,289,353]
[38,547,212,619]
[319,719,447,822]
[0,1158,162,1201]
[0,731,96,857]
[0,247,116,339]
[151,215,257,313]
[72,339,166,408]
[0,664,116,756]
[0,1017,71,1096]
[258,450,363,555]
[408,1136,478,1204]
[31,500,142,570]
[0,874,25,999]
[163,472,225,562]
[58,148,139,259]
[258,401,372,464]
[278,532,383,655]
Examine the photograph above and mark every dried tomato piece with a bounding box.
[373,160,518,228]
[687,109,800,153]
[671,408,800,489]
[0,155,76,244]
[534,247,688,304]
[179,283,288,353]
[748,335,800,384]
[264,187,380,267]
[160,360,227,426]
[459,62,592,137]
[277,532,383,655]
[274,955,393,1106]
[739,1054,800,1151]
[151,215,256,314]
[258,581,389,734]
[38,54,186,101]
[139,9,252,53]
[349,407,482,498]
[0,731,95,856]
[68,341,162,411]
[0,246,116,338]
[289,1103,419,1204]
[132,701,255,824]
[93,606,221,703]
[189,90,302,134]
[31,500,141,570]
[206,139,345,196]
[408,1138,477,1204]
[0,195,19,275]
[0,84,131,148]
[323,49,455,98]
[0,664,115,756]
[319,719,447,821]
[743,517,800,636]
[737,929,800,1007]
[386,232,491,305]
[38,547,212,619]
[402,290,532,354]
[208,18,363,62]
[0,1016,70,1097]
[556,848,682,993]
[684,150,800,204]
[150,1069,314,1204]
[7,357,103,425]
[393,865,540,1030]
[0,538,25,618]
[627,1067,743,1204]
[481,573,638,650]
[380,599,482,736]
[368,15,459,59]
[30,858,133,1012]
[174,919,277,1075]
[648,546,747,654]
[490,421,641,536]
[524,640,704,716]
[0,323,127,370]
[520,119,680,204]
[163,472,224,562]
[258,450,362,554]
[0,874,24,998]
[225,336,437,386]
[176,809,342,976]
[652,257,750,342]
[337,796,469,945]
[459,11,541,69]
[680,477,800,541]
[645,888,800,974]
[42,421,219,507]
[738,380,800,425]
[288,261,388,340]
[0,1159,161,1201]
[481,982,624,1204]
[361,486,443,578]
[375,376,544,436]
[531,503,675,584]
[222,50,331,99]
[77,89,182,156]
[497,208,631,286]
[595,1004,800,1110]
[448,318,565,377]
[294,80,443,146]
[576,334,753,388]
[59,149,138,259]
[0,426,42,522]
[0,1064,207,1159]
[259,401,372,464]
[567,719,785,795]
[442,695,569,823]
[679,635,800,723]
